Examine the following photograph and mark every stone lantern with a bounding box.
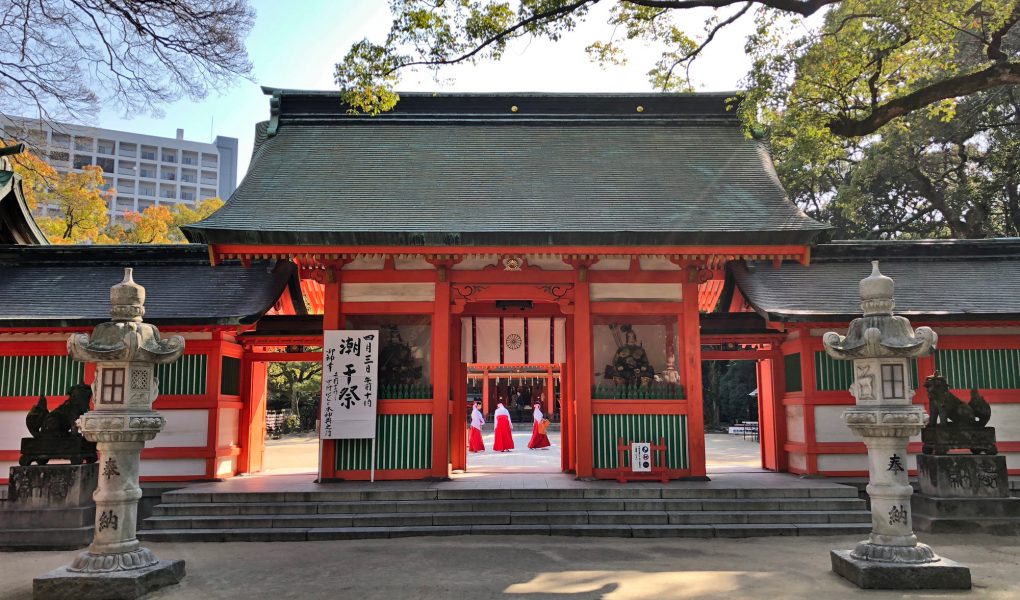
[824,262,969,589]
[35,269,185,599]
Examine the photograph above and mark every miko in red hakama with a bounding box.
[528,402,551,449]
[468,403,485,453]
[493,403,514,452]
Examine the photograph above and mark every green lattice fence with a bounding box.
[334,414,433,471]
[153,354,207,396]
[592,414,688,470]
[935,349,1020,389]
[0,355,85,397]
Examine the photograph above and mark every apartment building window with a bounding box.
[161,149,177,163]
[118,143,137,158]
[139,163,156,179]
[200,188,216,199]
[200,170,217,186]
[138,199,154,211]
[74,137,93,152]
[95,157,115,173]
[118,162,136,176]
[97,139,115,155]
[160,167,176,181]
[180,169,197,183]
[139,184,156,197]
[73,155,93,169]
[48,150,70,163]
[201,153,218,168]
[51,133,71,149]
[117,179,135,193]
[27,130,47,147]
[180,189,196,202]
[181,151,198,166]
[140,145,157,161]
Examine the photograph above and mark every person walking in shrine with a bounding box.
[468,400,485,453]
[493,402,514,452]
[528,400,552,450]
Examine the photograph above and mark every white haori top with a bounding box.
[471,407,485,429]
[533,405,544,423]
[495,404,510,421]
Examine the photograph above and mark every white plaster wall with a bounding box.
[987,404,1020,441]
[526,256,572,271]
[346,255,386,270]
[638,257,680,271]
[148,409,208,448]
[814,406,858,443]
[590,257,631,270]
[590,283,682,301]
[139,459,205,477]
[341,283,435,302]
[817,454,869,473]
[786,405,805,443]
[393,256,432,270]
[0,411,24,450]
[218,408,239,447]
[452,256,496,270]
[215,456,237,477]
[788,453,807,471]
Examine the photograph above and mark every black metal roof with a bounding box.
[733,239,1020,323]
[183,90,829,247]
[0,145,48,245]
[0,244,297,327]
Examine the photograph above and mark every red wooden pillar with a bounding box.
[320,265,342,481]
[573,267,594,478]
[450,315,467,471]
[546,366,554,420]
[482,369,490,416]
[681,268,707,478]
[237,352,268,474]
[564,319,575,472]
[431,268,452,478]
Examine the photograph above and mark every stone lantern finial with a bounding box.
[110,267,145,322]
[860,261,895,316]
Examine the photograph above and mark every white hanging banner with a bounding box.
[321,330,379,440]
[462,318,566,364]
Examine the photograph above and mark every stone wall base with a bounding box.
[831,550,971,589]
[33,559,184,600]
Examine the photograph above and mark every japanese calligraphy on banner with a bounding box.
[321,330,379,440]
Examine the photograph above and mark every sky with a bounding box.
[96,1,754,177]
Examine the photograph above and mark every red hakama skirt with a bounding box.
[468,426,485,452]
[528,421,551,449]
[493,415,514,452]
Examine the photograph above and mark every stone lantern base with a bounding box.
[33,559,184,600]
[831,550,971,589]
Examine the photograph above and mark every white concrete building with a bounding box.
[1,117,238,219]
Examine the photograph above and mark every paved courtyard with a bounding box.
[2,534,1017,599]
[262,432,762,476]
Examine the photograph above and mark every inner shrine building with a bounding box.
[2,90,1019,483]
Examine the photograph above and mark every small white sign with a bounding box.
[631,442,652,472]
[321,330,379,440]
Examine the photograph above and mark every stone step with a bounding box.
[138,521,871,543]
[158,485,859,505]
[150,496,864,517]
[144,507,872,531]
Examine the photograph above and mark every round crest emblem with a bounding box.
[505,333,523,350]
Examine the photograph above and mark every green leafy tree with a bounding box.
[267,362,322,427]
[336,1,1020,238]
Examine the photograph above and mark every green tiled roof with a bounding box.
[183,90,829,247]
[733,239,1020,322]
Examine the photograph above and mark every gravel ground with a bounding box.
[3,533,1018,600]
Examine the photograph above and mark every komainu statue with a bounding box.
[921,372,996,455]
[20,383,98,465]
[924,373,992,428]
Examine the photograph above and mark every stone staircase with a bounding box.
[139,485,870,542]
